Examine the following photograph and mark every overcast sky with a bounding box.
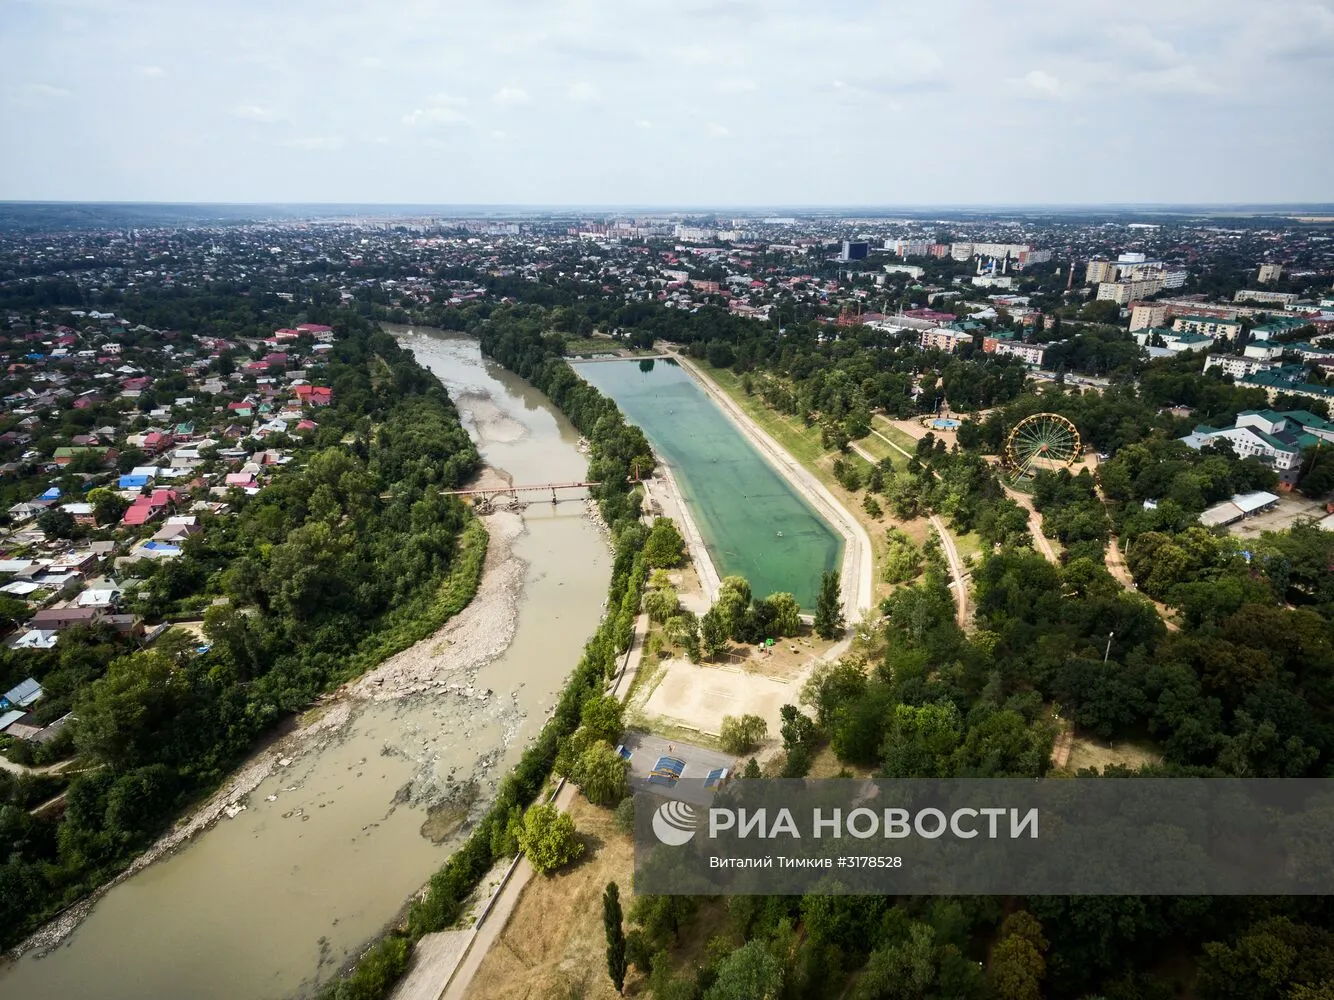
[3,0,1333,206]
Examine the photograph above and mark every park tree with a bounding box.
[644,518,687,567]
[701,606,730,660]
[604,881,628,993]
[704,940,784,1000]
[577,740,630,806]
[1298,445,1334,498]
[663,611,700,648]
[743,757,762,778]
[988,911,1048,1000]
[813,570,845,639]
[883,528,924,584]
[720,713,768,754]
[643,584,679,624]
[766,592,802,637]
[580,694,625,745]
[519,803,584,874]
[716,575,753,639]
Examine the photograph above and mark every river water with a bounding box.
[0,329,610,999]
[574,359,842,608]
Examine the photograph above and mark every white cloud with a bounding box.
[492,86,530,107]
[1126,64,1220,96]
[707,121,729,138]
[402,106,471,126]
[636,119,653,129]
[359,56,383,69]
[231,104,278,123]
[137,66,166,78]
[281,136,346,150]
[567,81,600,103]
[1016,69,1066,100]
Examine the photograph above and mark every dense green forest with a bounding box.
[0,316,485,951]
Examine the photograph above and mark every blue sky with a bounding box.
[2,0,1333,204]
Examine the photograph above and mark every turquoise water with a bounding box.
[574,359,842,609]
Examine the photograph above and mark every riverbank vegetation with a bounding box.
[318,306,655,1000]
[400,283,1334,997]
[1,314,485,953]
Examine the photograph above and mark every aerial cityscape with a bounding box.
[3,2,1334,1000]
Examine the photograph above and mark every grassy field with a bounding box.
[869,416,920,455]
[853,432,898,464]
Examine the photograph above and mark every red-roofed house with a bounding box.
[294,385,333,406]
[142,431,174,454]
[122,489,178,526]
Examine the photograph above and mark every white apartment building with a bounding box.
[1235,289,1298,306]
[1258,263,1283,283]
[884,264,925,278]
[1203,354,1279,379]
[1098,277,1165,304]
[982,337,1047,365]
[1173,315,1243,340]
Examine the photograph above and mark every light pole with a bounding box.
[1103,631,1114,664]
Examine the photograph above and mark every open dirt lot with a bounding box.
[1062,736,1162,774]
[1227,494,1328,539]
[638,656,801,738]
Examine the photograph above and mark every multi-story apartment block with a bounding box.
[1235,289,1298,306]
[1202,354,1279,379]
[1173,315,1243,340]
[1097,277,1165,304]
[918,327,974,352]
[982,337,1047,366]
[1129,302,1169,331]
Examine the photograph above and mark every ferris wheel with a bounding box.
[1004,412,1081,485]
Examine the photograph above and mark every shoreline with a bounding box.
[641,461,721,606]
[7,469,532,963]
[669,351,875,618]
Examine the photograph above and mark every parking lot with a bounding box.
[1228,494,1328,539]
[620,731,737,802]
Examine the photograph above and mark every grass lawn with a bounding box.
[869,416,920,456]
[854,432,898,464]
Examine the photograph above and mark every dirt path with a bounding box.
[928,513,970,628]
[1003,486,1059,565]
[848,439,969,627]
[669,352,875,618]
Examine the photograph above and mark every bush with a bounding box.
[520,803,584,874]
[613,796,636,835]
[719,713,768,754]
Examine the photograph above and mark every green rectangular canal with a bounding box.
[574,359,842,609]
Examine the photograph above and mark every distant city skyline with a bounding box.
[3,0,1333,205]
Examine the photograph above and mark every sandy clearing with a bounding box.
[641,657,799,738]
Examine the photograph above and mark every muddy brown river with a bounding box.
[0,329,610,999]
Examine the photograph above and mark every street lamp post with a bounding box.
[1104,631,1115,664]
